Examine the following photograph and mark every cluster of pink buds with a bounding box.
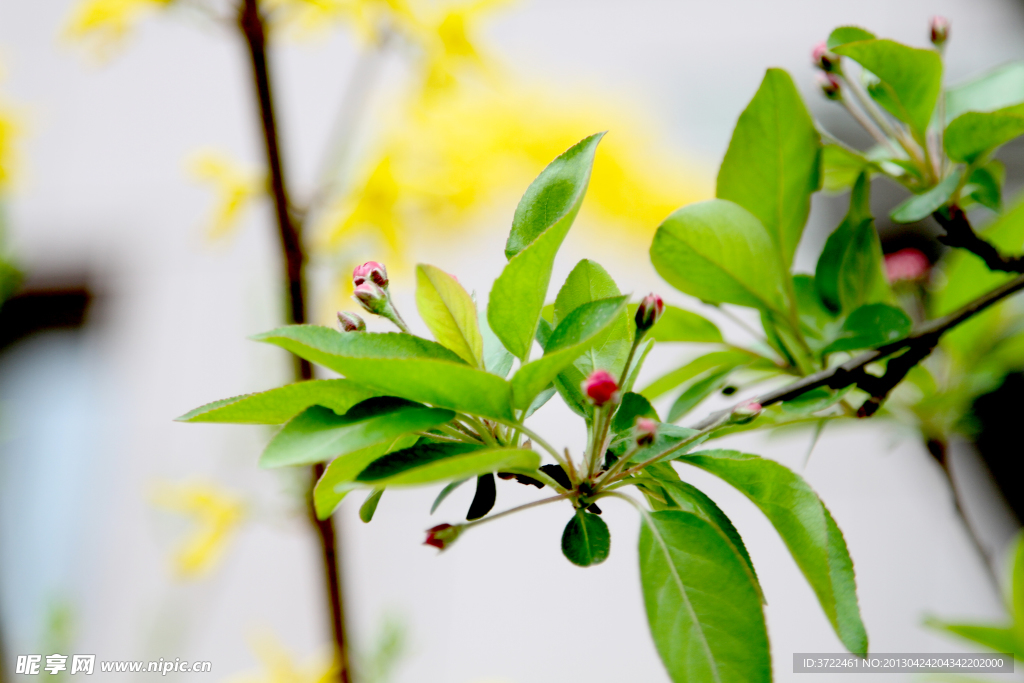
[930,16,950,48]
[424,523,463,551]
[816,73,842,100]
[583,370,620,407]
[635,293,665,333]
[884,248,930,283]
[353,261,388,289]
[812,41,839,73]
[635,418,658,447]
[347,260,410,333]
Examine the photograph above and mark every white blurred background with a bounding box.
[1,0,1023,681]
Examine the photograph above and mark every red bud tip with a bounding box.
[930,16,950,47]
[635,293,665,332]
[353,281,389,315]
[337,311,367,332]
[353,261,389,289]
[885,248,930,283]
[635,417,658,446]
[424,523,462,550]
[817,73,842,100]
[812,41,838,72]
[730,400,763,424]
[582,370,620,407]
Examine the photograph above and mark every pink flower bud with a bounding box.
[353,281,389,315]
[353,261,388,289]
[817,73,842,100]
[635,293,665,333]
[582,370,619,407]
[730,400,762,424]
[424,523,462,550]
[930,16,950,47]
[812,41,839,72]
[337,311,366,332]
[635,417,658,446]
[884,248,930,283]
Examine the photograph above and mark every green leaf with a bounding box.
[628,303,723,344]
[511,296,627,410]
[252,326,514,421]
[781,386,853,415]
[966,161,1004,212]
[430,478,469,514]
[313,434,418,519]
[945,104,1024,163]
[946,62,1024,122]
[524,385,556,418]
[891,168,964,223]
[355,443,540,487]
[827,26,876,49]
[554,259,633,376]
[815,173,890,313]
[676,450,868,654]
[359,488,384,523]
[822,145,872,193]
[717,68,821,268]
[650,199,787,313]
[1011,531,1024,649]
[259,399,454,468]
[639,511,770,683]
[833,39,942,136]
[641,350,757,401]
[667,366,735,422]
[0,259,22,305]
[612,392,659,434]
[415,264,484,367]
[822,303,912,355]
[609,423,702,466]
[177,379,379,424]
[489,133,605,359]
[926,619,1018,657]
[479,313,514,378]
[561,511,611,567]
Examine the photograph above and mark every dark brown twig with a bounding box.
[238,1,351,680]
[933,205,1024,273]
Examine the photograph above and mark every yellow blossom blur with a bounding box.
[187,150,266,240]
[64,0,175,54]
[0,67,21,192]
[226,631,338,683]
[151,480,246,579]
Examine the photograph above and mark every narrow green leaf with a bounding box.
[639,511,770,683]
[650,199,787,313]
[511,296,627,410]
[524,385,556,418]
[827,26,875,49]
[892,168,964,224]
[489,133,605,359]
[252,326,514,420]
[628,303,723,344]
[676,449,868,654]
[177,379,378,424]
[815,174,890,313]
[562,511,611,567]
[925,620,1018,657]
[781,386,853,415]
[359,488,384,523]
[945,104,1024,163]
[822,304,912,355]
[313,434,418,519]
[479,313,514,378]
[1011,531,1024,649]
[416,264,484,367]
[641,350,756,401]
[667,367,735,423]
[717,68,821,267]
[260,399,454,468]
[833,39,942,136]
[946,62,1024,122]
[430,478,469,514]
[356,443,540,487]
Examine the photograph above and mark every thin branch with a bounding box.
[933,205,1024,273]
[462,493,568,530]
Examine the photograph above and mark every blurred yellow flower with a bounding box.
[226,631,337,683]
[265,0,417,43]
[64,0,175,53]
[151,480,246,579]
[0,96,18,191]
[187,149,265,240]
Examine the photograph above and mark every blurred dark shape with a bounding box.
[971,373,1024,523]
[0,275,92,352]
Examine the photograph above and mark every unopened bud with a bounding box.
[353,261,388,289]
[635,418,658,447]
[930,16,950,47]
[337,311,367,332]
[812,41,839,73]
[424,523,463,551]
[817,73,842,100]
[582,370,619,407]
[635,293,665,333]
[884,248,930,283]
[353,281,389,315]
[730,400,762,424]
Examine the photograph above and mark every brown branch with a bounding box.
[933,205,1024,273]
[238,2,351,680]
[693,270,1024,429]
